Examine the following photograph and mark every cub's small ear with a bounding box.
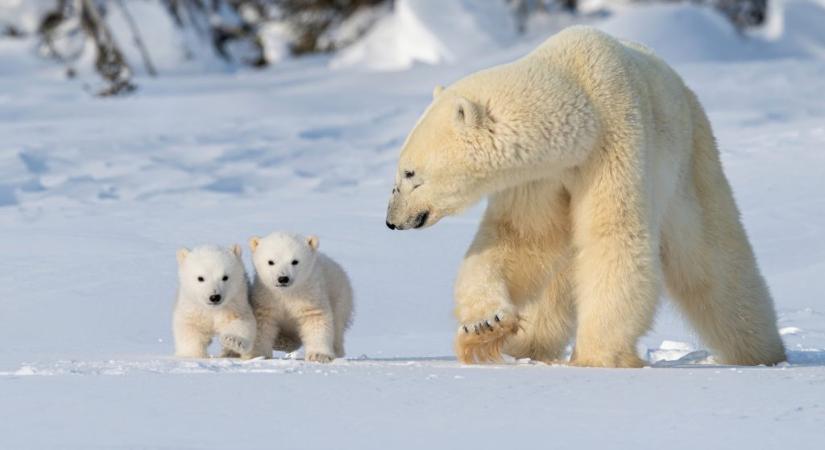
[453,96,483,128]
[306,235,319,251]
[432,85,444,99]
[176,248,190,265]
[249,236,261,252]
[230,244,242,258]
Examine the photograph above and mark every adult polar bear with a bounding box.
[385,26,786,367]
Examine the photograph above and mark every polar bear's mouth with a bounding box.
[413,210,429,229]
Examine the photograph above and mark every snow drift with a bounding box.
[330,0,517,71]
[332,0,825,70]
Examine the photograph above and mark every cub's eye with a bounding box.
[291,260,299,266]
[197,276,204,282]
[268,260,274,266]
[222,275,228,281]
[404,170,415,179]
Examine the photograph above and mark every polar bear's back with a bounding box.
[532,26,689,98]
[532,26,696,157]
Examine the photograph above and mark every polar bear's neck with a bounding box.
[486,178,571,239]
[450,60,600,192]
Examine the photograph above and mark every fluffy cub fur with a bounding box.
[249,232,353,363]
[173,245,256,358]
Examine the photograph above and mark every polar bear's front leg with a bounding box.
[569,148,659,368]
[453,233,521,364]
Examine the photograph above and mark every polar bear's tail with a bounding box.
[660,90,786,366]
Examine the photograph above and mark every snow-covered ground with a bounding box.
[1,1,825,449]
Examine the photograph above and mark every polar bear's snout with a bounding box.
[385,190,431,231]
[208,294,222,305]
[277,275,291,287]
[385,207,430,231]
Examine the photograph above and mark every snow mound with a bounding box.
[761,0,825,59]
[331,0,517,71]
[598,1,825,63]
[598,3,760,62]
[333,0,825,71]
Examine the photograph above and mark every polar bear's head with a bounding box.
[385,87,493,230]
[249,232,319,291]
[386,79,598,230]
[176,245,246,308]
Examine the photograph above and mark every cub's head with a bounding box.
[249,232,319,291]
[176,245,246,308]
[386,86,494,231]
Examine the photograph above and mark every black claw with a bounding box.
[463,325,469,334]
[494,315,501,322]
[485,320,493,331]
[474,325,481,335]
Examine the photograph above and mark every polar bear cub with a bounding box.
[173,244,256,359]
[249,232,353,363]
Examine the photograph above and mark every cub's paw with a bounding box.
[455,309,520,364]
[220,335,252,355]
[306,352,334,363]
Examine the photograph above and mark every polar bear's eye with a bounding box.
[292,260,299,266]
[197,276,204,282]
[222,275,228,281]
[268,260,274,266]
[404,170,415,178]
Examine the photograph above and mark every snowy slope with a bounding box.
[2,1,825,449]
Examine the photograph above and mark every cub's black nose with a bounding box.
[386,221,396,230]
[209,294,222,304]
[278,276,290,284]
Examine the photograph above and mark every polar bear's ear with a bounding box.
[306,235,319,251]
[453,96,483,128]
[230,244,242,258]
[249,236,261,252]
[176,248,189,265]
[432,85,444,99]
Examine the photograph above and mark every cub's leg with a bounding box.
[662,118,785,365]
[251,306,278,359]
[333,328,346,358]
[297,306,336,363]
[332,289,353,358]
[218,312,257,359]
[174,323,211,359]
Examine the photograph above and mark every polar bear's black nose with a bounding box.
[386,221,396,230]
[209,294,222,304]
[278,276,290,284]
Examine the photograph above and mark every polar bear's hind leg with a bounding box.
[661,97,786,366]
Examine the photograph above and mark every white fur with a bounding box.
[386,26,786,367]
[249,232,353,363]
[173,244,256,359]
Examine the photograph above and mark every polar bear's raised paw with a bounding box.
[455,310,520,364]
